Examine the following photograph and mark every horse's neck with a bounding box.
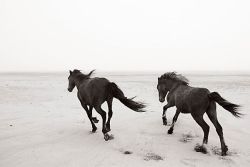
[169,82,181,93]
[75,78,89,90]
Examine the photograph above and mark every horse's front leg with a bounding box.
[168,110,180,134]
[162,103,171,125]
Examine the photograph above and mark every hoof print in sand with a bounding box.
[179,133,194,143]
[181,158,198,167]
[194,144,208,154]
[144,153,164,161]
[108,134,114,140]
[211,146,237,157]
[211,146,222,155]
[123,151,133,155]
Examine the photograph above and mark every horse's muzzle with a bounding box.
[68,88,72,92]
[159,98,165,103]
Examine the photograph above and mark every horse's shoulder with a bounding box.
[176,85,192,93]
[174,85,195,99]
[77,91,82,99]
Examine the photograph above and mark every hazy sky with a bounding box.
[1,0,250,72]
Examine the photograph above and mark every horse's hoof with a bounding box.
[104,133,110,141]
[221,152,227,156]
[194,144,208,154]
[168,129,173,134]
[221,146,228,156]
[163,122,167,126]
[92,117,99,123]
[92,127,97,133]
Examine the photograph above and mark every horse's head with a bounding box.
[157,72,189,103]
[157,77,168,103]
[67,70,76,92]
[67,69,95,92]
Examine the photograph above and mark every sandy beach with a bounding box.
[0,72,250,167]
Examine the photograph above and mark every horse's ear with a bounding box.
[158,77,160,81]
[69,70,72,75]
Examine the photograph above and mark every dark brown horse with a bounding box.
[157,72,242,156]
[68,69,146,141]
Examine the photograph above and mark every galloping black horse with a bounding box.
[68,69,145,141]
[157,72,242,156]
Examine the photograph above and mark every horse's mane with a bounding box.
[159,72,189,85]
[72,69,95,80]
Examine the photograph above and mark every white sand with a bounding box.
[1,72,250,167]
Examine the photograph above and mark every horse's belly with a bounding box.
[178,107,190,113]
[176,103,191,113]
[181,109,190,114]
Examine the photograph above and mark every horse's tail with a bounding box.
[208,92,242,118]
[108,82,146,112]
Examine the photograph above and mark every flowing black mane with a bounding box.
[72,69,95,80]
[159,72,189,85]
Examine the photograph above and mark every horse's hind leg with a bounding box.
[80,102,97,132]
[192,113,210,145]
[206,102,228,156]
[168,110,180,134]
[106,98,113,132]
[94,105,110,140]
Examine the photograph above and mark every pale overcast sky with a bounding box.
[0,0,250,72]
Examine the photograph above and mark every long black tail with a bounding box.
[108,82,146,112]
[208,92,242,118]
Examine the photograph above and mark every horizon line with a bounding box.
[1,70,250,75]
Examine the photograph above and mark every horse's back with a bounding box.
[88,77,110,88]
